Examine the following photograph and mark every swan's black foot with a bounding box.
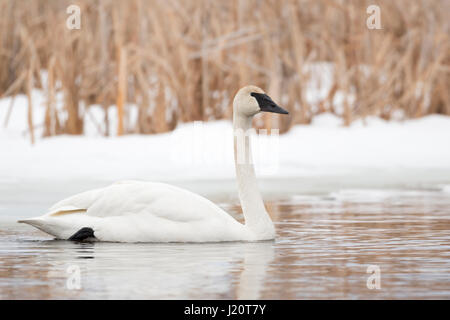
[69,227,96,242]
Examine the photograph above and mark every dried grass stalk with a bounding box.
[0,0,448,138]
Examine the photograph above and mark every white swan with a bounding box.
[18,85,289,242]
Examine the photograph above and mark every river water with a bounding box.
[0,178,449,299]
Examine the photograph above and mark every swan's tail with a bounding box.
[18,216,68,239]
[18,213,94,240]
[18,217,46,228]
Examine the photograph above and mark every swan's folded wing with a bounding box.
[48,187,106,214]
[46,181,232,223]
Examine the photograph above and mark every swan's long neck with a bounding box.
[233,112,275,238]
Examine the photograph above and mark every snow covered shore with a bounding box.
[1,92,450,192]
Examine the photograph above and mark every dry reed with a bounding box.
[0,0,449,139]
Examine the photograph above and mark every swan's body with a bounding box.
[19,86,288,242]
[21,181,254,242]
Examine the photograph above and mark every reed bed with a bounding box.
[0,0,449,139]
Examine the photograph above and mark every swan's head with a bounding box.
[233,85,289,117]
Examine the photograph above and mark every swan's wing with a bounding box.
[46,180,231,222]
[47,187,105,215]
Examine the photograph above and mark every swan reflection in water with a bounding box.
[30,240,275,299]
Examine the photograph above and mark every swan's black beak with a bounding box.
[251,92,289,115]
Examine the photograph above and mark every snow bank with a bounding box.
[1,90,450,187]
[282,113,450,170]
